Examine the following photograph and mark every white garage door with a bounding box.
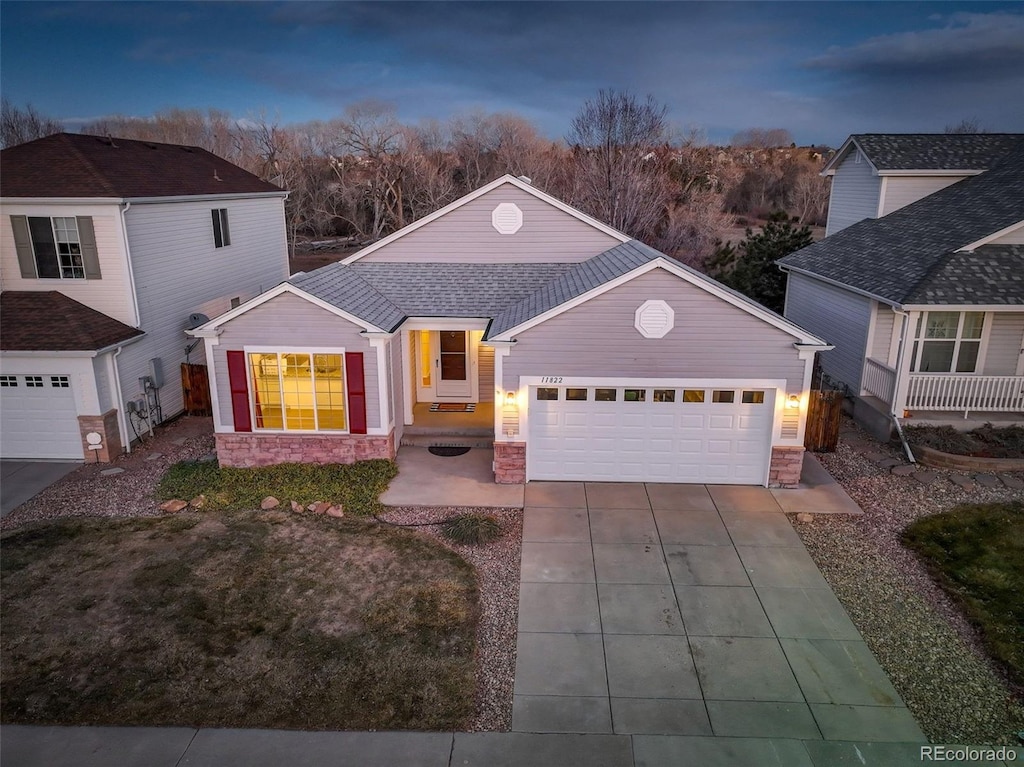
[527,383,776,485]
[0,374,83,460]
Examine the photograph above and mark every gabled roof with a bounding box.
[823,133,1024,175]
[1,291,144,351]
[0,133,283,199]
[781,150,1024,307]
[342,174,629,263]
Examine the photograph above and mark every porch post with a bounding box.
[892,311,917,415]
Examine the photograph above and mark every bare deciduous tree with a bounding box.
[730,127,794,148]
[1,98,63,148]
[945,118,988,134]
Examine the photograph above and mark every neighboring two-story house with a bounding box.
[1,133,289,461]
[781,134,1024,438]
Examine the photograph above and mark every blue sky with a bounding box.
[2,1,1022,146]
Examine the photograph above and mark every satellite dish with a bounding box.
[185,313,210,330]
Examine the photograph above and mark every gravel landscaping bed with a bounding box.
[376,506,522,732]
[795,416,1024,745]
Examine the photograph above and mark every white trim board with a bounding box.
[956,220,1024,252]
[342,174,630,264]
[490,258,828,345]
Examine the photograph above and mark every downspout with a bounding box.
[109,345,132,454]
[890,310,916,463]
[119,201,142,327]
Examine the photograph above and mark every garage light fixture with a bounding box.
[505,391,516,404]
[787,394,800,409]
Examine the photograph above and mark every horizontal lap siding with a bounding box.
[0,203,133,324]
[871,304,896,363]
[881,176,967,216]
[122,197,289,421]
[503,269,805,392]
[983,312,1024,376]
[356,186,621,263]
[825,151,881,236]
[478,343,495,402]
[785,273,871,392]
[213,292,380,430]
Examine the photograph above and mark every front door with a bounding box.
[436,330,472,399]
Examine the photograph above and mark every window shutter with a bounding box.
[76,216,102,279]
[10,216,37,278]
[226,350,252,432]
[345,351,367,434]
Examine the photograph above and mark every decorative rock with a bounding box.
[912,471,939,486]
[189,495,206,508]
[1001,475,1024,490]
[314,502,332,515]
[260,496,280,510]
[876,458,902,469]
[145,452,164,461]
[159,499,188,513]
[795,513,814,524]
[326,505,345,518]
[100,467,125,476]
[171,437,189,446]
[865,452,889,461]
[891,464,916,476]
[974,474,1002,488]
[949,474,975,489]
[290,500,303,513]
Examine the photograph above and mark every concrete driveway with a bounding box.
[1,460,80,518]
[513,482,926,760]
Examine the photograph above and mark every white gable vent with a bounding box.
[634,300,675,339]
[492,202,523,235]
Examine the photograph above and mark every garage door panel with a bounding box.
[1,375,82,460]
[527,384,775,485]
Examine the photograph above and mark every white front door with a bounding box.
[527,383,775,485]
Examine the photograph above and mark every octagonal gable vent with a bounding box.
[492,202,523,234]
[634,300,675,339]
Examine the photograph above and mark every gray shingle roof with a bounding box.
[780,150,1024,306]
[905,246,1024,305]
[852,134,1024,171]
[290,264,405,331]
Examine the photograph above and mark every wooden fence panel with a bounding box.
[181,363,212,417]
[804,389,842,452]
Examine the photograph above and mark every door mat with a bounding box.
[429,403,476,412]
[428,446,472,457]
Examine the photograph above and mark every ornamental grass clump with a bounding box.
[441,513,503,546]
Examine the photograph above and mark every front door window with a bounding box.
[439,331,467,381]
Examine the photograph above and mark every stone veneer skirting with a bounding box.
[494,441,526,484]
[78,409,122,463]
[768,446,805,488]
[216,431,395,468]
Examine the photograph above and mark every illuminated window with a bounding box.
[682,389,704,403]
[248,352,346,431]
[419,330,432,387]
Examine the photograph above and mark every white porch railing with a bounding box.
[862,358,897,405]
[906,374,1024,414]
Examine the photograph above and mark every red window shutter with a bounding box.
[346,351,367,434]
[226,350,252,432]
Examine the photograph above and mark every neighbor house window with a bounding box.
[248,352,346,431]
[0,376,17,387]
[28,216,84,278]
[911,312,984,373]
[25,376,43,388]
[212,209,231,248]
[51,376,70,387]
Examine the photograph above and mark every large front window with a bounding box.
[248,352,346,431]
[911,311,984,373]
[28,216,84,279]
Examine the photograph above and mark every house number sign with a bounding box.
[540,376,563,384]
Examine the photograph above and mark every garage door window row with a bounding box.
[535,387,767,404]
[0,375,70,388]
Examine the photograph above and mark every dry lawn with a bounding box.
[1,511,479,730]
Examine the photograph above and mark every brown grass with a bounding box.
[1,511,478,730]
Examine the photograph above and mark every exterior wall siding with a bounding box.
[355,185,622,263]
[825,150,881,236]
[785,273,872,392]
[122,196,289,423]
[478,343,495,402]
[983,311,1024,376]
[880,176,969,216]
[0,202,134,324]
[212,292,380,431]
[871,303,896,362]
[503,269,806,393]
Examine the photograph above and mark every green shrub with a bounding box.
[440,514,503,545]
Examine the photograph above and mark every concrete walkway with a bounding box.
[380,447,524,508]
[1,459,80,517]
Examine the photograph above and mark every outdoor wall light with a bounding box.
[505,391,517,404]
[787,394,800,409]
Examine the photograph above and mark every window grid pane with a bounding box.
[25,375,43,387]
[594,388,616,401]
[566,388,588,401]
[313,354,346,430]
[624,388,646,402]
[962,312,985,340]
[536,387,558,400]
[653,389,675,402]
[250,353,283,429]
[712,390,735,403]
[956,341,980,373]
[282,353,315,430]
[741,390,765,404]
[682,389,704,403]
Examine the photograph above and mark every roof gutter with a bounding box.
[125,191,287,204]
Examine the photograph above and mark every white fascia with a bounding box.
[956,220,1024,252]
[126,191,288,204]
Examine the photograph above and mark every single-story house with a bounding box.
[191,175,830,486]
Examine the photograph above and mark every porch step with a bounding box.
[400,433,494,449]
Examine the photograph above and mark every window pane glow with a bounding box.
[682,389,704,402]
[250,353,283,429]
[249,352,346,431]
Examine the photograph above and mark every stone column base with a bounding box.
[78,409,122,463]
[768,446,805,488]
[494,441,526,484]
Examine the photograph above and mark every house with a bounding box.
[823,133,1024,236]
[781,134,1024,439]
[191,175,830,487]
[0,133,289,461]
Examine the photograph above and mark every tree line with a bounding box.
[2,92,831,271]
